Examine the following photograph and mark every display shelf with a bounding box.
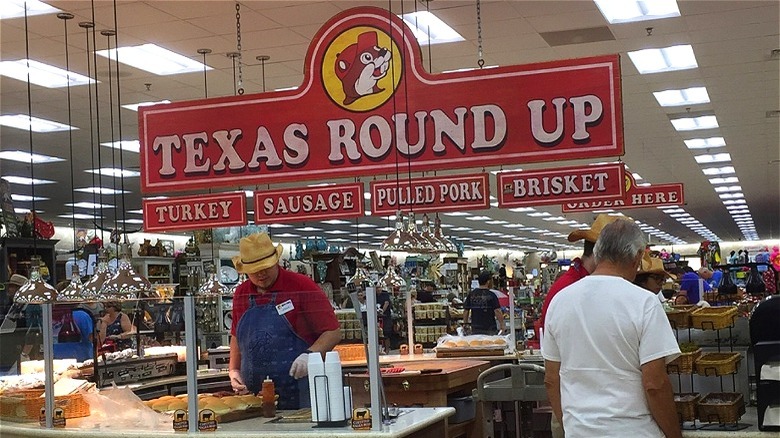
[132,257,174,285]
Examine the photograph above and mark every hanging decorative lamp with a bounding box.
[56,265,84,302]
[227,273,246,296]
[81,249,110,300]
[433,214,457,253]
[380,211,414,252]
[418,213,442,253]
[197,265,228,297]
[348,265,371,288]
[15,258,58,304]
[402,212,432,253]
[102,241,152,300]
[379,265,406,290]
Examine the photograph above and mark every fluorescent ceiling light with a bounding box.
[543,216,566,221]
[0,150,64,163]
[709,177,739,184]
[59,213,103,220]
[273,233,300,238]
[74,187,128,195]
[268,223,291,228]
[352,223,376,228]
[329,238,349,243]
[121,100,171,111]
[671,115,718,131]
[727,208,750,214]
[592,209,615,213]
[557,220,578,225]
[1,0,61,19]
[0,59,94,88]
[66,201,114,209]
[670,213,690,218]
[325,230,349,235]
[509,207,535,212]
[471,230,489,234]
[307,182,334,187]
[714,185,742,193]
[120,218,144,224]
[96,44,212,76]
[322,219,351,225]
[702,166,735,176]
[653,87,709,107]
[400,11,465,45]
[11,194,48,202]
[127,209,143,215]
[718,193,744,199]
[365,210,372,216]
[695,153,731,164]
[723,199,746,205]
[638,182,652,187]
[451,227,472,231]
[485,220,508,225]
[662,208,685,213]
[101,140,140,153]
[632,173,643,180]
[684,137,725,149]
[299,226,323,232]
[466,215,492,221]
[627,44,697,74]
[243,190,253,198]
[85,168,140,177]
[363,192,371,200]
[2,175,55,185]
[528,212,551,217]
[16,208,43,214]
[0,114,75,132]
[444,211,471,216]
[490,201,499,208]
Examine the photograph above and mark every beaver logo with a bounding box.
[335,31,392,105]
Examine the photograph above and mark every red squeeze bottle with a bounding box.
[261,376,276,417]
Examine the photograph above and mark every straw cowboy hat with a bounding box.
[232,233,283,274]
[567,214,624,243]
[638,252,675,279]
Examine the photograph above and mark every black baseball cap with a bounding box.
[478,270,492,285]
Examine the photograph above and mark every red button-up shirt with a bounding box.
[539,258,589,329]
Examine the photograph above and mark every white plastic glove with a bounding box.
[289,353,309,379]
[229,369,248,394]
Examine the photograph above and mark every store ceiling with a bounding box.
[1,0,778,253]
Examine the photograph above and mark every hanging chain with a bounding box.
[235,2,244,94]
[476,0,484,68]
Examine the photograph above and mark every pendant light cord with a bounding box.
[23,2,37,254]
[61,13,78,256]
[80,21,98,238]
[112,0,130,238]
[90,0,105,234]
[102,29,119,253]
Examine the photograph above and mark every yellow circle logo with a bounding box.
[322,26,403,112]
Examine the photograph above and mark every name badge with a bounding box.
[276,299,294,316]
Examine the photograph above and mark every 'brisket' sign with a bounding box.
[497,163,625,208]
[370,173,490,216]
[562,172,684,212]
[138,7,623,194]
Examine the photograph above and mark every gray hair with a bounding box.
[593,219,646,266]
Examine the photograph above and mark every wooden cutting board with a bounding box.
[435,348,506,358]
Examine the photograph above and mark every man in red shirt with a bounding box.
[228,233,341,409]
[538,214,620,438]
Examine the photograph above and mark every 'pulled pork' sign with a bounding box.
[497,163,625,208]
[254,183,364,224]
[143,192,247,232]
[370,173,490,216]
[138,7,623,194]
[562,172,684,212]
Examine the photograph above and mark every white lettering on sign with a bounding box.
[439,181,484,203]
[512,172,608,198]
[155,200,233,223]
[262,192,355,215]
[528,95,603,145]
[152,105,512,179]
[631,191,679,205]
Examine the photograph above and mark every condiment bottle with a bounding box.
[261,376,276,417]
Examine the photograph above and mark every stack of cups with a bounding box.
[308,351,352,423]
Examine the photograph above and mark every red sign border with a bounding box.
[497,163,626,208]
[561,172,685,212]
[142,192,247,232]
[369,173,491,216]
[253,183,365,224]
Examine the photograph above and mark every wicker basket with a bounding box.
[667,348,702,374]
[674,393,700,422]
[0,389,90,422]
[333,343,366,362]
[694,352,741,377]
[666,305,696,329]
[697,392,745,424]
[690,306,738,330]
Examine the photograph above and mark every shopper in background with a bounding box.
[539,213,620,438]
[498,264,508,289]
[53,303,94,362]
[376,287,393,353]
[229,233,341,410]
[678,267,712,304]
[463,271,503,335]
[416,280,436,303]
[542,219,682,438]
[633,253,674,302]
[98,301,135,350]
[1,274,28,331]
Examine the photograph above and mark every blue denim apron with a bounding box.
[236,293,310,410]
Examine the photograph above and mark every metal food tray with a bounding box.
[98,353,178,386]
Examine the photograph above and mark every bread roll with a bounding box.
[151,399,171,412]
[222,396,248,410]
[493,338,507,345]
[168,400,187,411]
[469,340,483,347]
[443,341,457,348]
[158,395,176,401]
[205,399,230,415]
[455,340,468,347]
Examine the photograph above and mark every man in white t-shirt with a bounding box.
[541,219,682,438]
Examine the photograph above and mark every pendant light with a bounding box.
[82,249,110,300]
[227,274,246,296]
[379,265,406,289]
[405,211,434,253]
[15,258,58,304]
[433,213,457,253]
[419,213,444,253]
[102,241,152,300]
[56,12,87,303]
[14,3,57,304]
[197,264,228,297]
[380,211,415,252]
[348,265,371,288]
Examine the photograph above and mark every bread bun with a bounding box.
[205,399,230,415]
[243,395,263,408]
[168,400,187,411]
[492,338,507,345]
[455,340,468,347]
[151,399,171,412]
[158,395,176,401]
[175,393,188,398]
[222,396,248,410]
[443,341,457,348]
